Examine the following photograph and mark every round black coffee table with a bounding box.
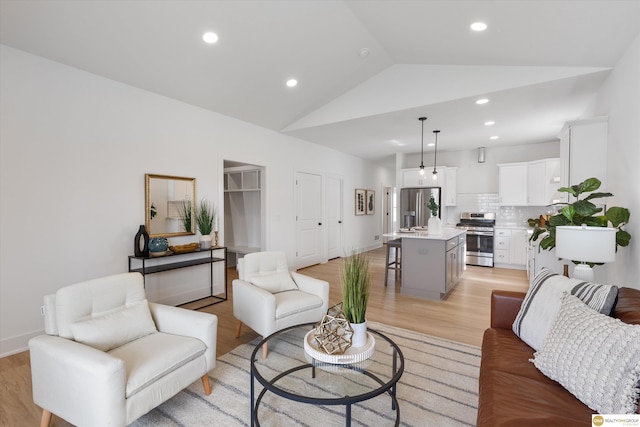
[250,323,404,426]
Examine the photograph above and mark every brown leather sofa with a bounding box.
[477,287,640,426]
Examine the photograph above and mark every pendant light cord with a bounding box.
[433,130,440,176]
[419,117,426,169]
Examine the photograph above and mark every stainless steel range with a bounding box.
[457,212,496,267]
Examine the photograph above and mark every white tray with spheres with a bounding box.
[303,330,375,365]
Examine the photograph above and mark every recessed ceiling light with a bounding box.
[427,143,435,147]
[202,32,218,44]
[484,121,495,126]
[490,136,500,140]
[286,79,298,88]
[476,98,489,105]
[470,22,488,31]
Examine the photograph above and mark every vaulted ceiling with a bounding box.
[1,0,639,163]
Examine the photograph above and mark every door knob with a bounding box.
[318,222,322,226]
[338,221,342,224]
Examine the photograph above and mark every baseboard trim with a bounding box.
[1,329,42,358]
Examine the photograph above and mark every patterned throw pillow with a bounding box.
[532,293,640,414]
[512,268,618,350]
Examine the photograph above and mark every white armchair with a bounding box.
[233,251,329,358]
[29,272,217,427]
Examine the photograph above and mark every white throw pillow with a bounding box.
[251,271,298,293]
[512,268,618,350]
[532,293,640,414]
[70,299,157,351]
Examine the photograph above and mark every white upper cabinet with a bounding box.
[527,158,562,206]
[499,159,561,206]
[402,168,429,188]
[444,167,457,206]
[559,117,608,201]
[498,163,528,206]
[402,166,456,206]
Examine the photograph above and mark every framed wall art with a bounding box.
[355,189,366,215]
[366,190,375,215]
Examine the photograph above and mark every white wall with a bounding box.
[0,45,392,356]
[583,33,640,290]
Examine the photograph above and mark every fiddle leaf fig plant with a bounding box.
[531,178,631,257]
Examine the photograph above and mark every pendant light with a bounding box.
[432,130,440,180]
[418,117,427,175]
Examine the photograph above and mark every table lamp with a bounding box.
[555,225,616,282]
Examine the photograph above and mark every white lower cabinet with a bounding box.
[494,228,527,269]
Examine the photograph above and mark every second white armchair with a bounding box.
[233,251,329,358]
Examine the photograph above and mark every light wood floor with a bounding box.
[0,246,529,427]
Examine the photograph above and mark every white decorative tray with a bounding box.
[303,330,375,364]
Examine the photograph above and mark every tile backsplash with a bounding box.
[444,193,561,227]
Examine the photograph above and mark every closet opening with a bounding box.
[223,160,265,267]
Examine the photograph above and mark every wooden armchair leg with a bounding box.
[201,374,212,396]
[40,409,52,427]
[262,342,268,359]
[235,321,242,338]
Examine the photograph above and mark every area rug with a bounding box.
[131,322,481,426]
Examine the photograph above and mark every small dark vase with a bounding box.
[134,225,150,257]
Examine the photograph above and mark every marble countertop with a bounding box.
[384,227,465,241]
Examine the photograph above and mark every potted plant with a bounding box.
[427,194,442,235]
[196,199,216,249]
[341,251,371,347]
[531,177,631,262]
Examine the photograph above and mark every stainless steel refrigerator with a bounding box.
[400,187,441,228]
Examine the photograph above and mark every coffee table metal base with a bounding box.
[249,324,404,427]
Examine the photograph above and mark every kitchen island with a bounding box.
[385,227,466,300]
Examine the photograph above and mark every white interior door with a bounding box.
[295,171,323,268]
[327,176,343,259]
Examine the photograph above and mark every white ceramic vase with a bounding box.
[428,216,442,235]
[199,235,212,249]
[351,320,368,347]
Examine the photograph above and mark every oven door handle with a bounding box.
[467,231,494,236]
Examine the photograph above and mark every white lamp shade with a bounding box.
[555,225,616,263]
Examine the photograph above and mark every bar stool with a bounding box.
[385,238,402,286]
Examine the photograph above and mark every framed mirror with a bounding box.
[145,174,196,237]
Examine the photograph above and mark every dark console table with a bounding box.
[128,246,227,309]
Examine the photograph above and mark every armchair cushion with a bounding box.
[70,299,157,351]
[109,332,206,398]
[251,271,298,293]
[275,290,324,319]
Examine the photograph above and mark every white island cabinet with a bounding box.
[386,228,466,300]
